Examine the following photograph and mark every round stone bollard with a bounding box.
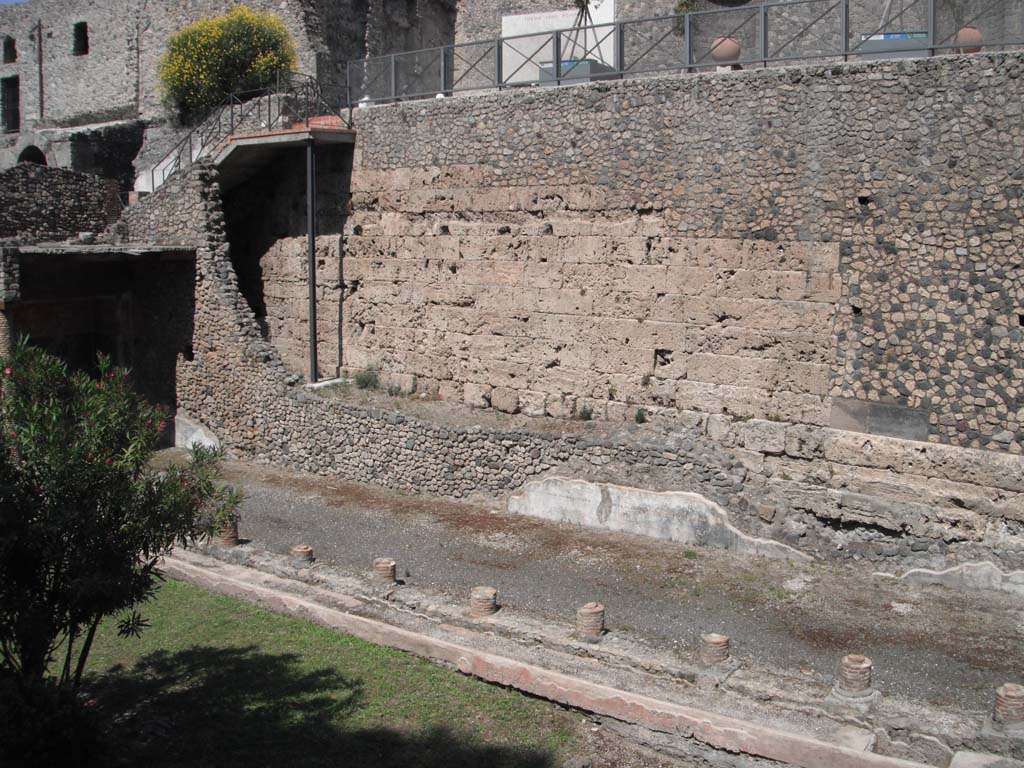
[835,654,874,698]
[373,557,397,582]
[289,544,314,563]
[470,586,499,617]
[993,683,1024,728]
[576,602,605,639]
[699,633,731,666]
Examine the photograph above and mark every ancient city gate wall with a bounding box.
[151,52,1024,573]
[344,53,1024,456]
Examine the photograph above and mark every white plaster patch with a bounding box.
[507,476,811,562]
[873,561,1024,598]
[174,411,220,450]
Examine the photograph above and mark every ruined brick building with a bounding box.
[2,0,1024,582]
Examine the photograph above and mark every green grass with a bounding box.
[85,579,577,767]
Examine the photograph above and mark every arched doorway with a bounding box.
[17,145,46,165]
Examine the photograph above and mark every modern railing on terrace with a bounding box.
[345,0,1024,106]
[141,71,346,193]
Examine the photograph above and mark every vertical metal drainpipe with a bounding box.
[306,139,319,383]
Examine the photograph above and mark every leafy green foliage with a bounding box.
[0,340,240,695]
[354,367,380,390]
[159,5,296,120]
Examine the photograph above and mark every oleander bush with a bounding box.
[159,5,296,121]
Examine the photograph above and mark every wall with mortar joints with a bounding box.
[346,52,1024,454]
[119,159,1024,573]
[92,56,1024,571]
[0,163,121,243]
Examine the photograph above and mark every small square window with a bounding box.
[2,36,16,64]
[73,22,88,56]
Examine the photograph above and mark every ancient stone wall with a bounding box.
[344,52,1024,455]
[221,146,352,379]
[0,163,120,243]
[117,166,210,246]
[110,54,1024,575]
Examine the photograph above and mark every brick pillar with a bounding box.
[0,309,14,359]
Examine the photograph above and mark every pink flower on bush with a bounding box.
[3,367,10,375]
[157,421,166,433]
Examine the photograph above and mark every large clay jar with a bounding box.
[710,36,741,64]
[954,25,983,54]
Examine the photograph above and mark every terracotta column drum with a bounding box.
[836,654,874,698]
[576,602,605,637]
[470,586,499,617]
[373,557,397,582]
[290,544,314,562]
[994,683,1024,726]
[699,633,732,665]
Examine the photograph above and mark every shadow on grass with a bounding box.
[92,645,557,768]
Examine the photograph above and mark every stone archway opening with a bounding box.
[18,145,46,165]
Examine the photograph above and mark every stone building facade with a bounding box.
[0,0,453,189]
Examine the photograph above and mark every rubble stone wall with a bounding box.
[120,52,1024,574]
[0,163,120,243]
[344,52,1024,455]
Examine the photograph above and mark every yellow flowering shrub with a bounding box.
[159,5,297,120]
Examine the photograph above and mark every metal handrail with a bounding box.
[344,0,1023,107]
[145,71,346,193]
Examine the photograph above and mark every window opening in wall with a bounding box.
[2,36,15,63]
[1,75,19,133]
[73,22,88,55]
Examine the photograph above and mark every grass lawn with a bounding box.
[85,578,579,767]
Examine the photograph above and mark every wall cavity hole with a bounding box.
[857,195,873,206]
[448,263,457,274]
[852,305,863,316]
[654,348,673,368]
[1018,313,1024,327]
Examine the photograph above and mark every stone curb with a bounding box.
[163,549,932,768]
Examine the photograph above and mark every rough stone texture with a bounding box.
[0,163,120,242]
[116,54,1024,573]
[0,0,462,188]
[117,164,211,246]
[221,146,351,379]
[347,53,1024,455]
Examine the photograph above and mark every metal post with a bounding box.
[306,140,319,383]
[441,45,449,93]
[761,3,769,68]
[346,61,352,109]
[390,53,398,101]
[495,39,503,88]
[927,0,937,56]
[614,22,624,77]
[840,0,849,61]
[554,31,562,85]
[685,13,693,71]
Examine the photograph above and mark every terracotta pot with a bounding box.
[710,36,741,64]
[954,25,983,54]
[218,519,239,546]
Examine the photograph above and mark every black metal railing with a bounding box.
[144,71,344,193]
[345,0,1024,106]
